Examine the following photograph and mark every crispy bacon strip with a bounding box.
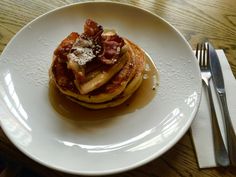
[84,19,103,39]
[54,32,79,61]
[83,19,124,65]
[52,57,76,92]
[98,35,124,65]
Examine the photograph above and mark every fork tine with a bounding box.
[202,43,207,68]
[206,42,209,67]
[203,43,206,67]
[202,43,208,68]
[196,43,199,58]
[199,43,203,67]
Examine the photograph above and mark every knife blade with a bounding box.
[208,44,224,92]
[209,43,236,166]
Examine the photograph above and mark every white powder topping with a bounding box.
[67,37,97,65]
[68,47,95,65]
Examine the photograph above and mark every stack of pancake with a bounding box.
[49,19,146,109]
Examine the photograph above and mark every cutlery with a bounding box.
[196,43,229,166]
[209,42,236,166]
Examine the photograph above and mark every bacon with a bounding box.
[54,32,79,62]
[54,19,126,87]
[98,35,125,65]
[84,19,103,39]
[83,19,125,65]
[52,57,77,92]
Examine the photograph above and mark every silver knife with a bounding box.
[209,43,236,166]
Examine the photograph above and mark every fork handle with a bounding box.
[206,84,230,166]
[218,92,236,166]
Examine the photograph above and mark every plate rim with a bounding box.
[0,1,202,175]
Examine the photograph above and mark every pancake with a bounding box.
[49,19,146,109]
[50,39,143,103]
[67,72,143,109]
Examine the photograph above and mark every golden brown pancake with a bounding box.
[68,70,144,109]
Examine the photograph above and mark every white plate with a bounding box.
[0,2,201,175]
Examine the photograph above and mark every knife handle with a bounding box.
[206,84,229,166]
[218,92,236,166]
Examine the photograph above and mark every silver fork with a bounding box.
[196,43,229,166]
